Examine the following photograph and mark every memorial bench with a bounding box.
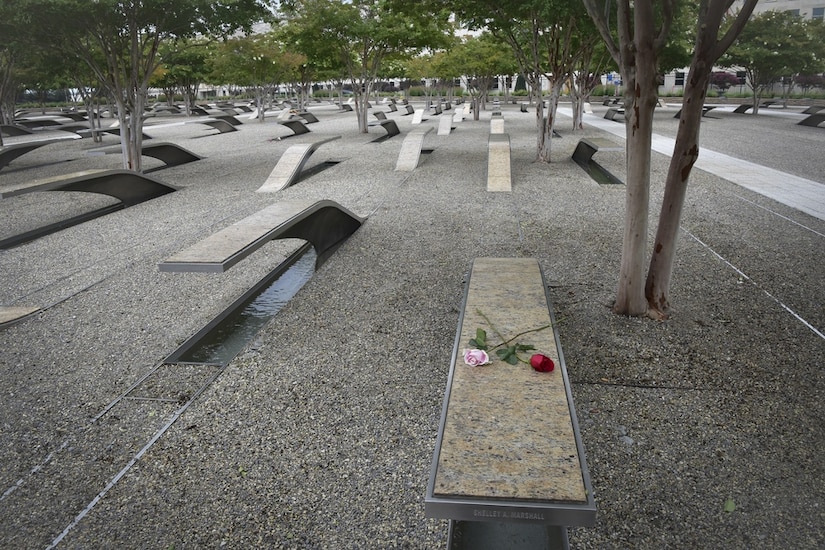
[1,124,35,137]
[0,306,40,330]
[0,135,81,170]
[798,113,825,128]
[296,111,320,124]
[0,169,176,249]
[437,113,454,136]
[394,127,432,172]
[425,257,596,550]
[74,127,153,140]
[733,102,780,114]
[673,105,718,119]
[257,136,342,192]
[487,134,511,192]
[199,119,238,134]
[277,118,311,137]
[0,168,176,203]
[158,199,363,273]
[213,114,243,126]
[604,107,625,122]
[801,105,825,115]
[17,118,64,129]
[572,138,624,186]
[87,141,203,170]
[369,119,401,141]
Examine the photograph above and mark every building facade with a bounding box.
[732,0,825,19]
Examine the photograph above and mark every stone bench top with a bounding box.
[257,136,342,192]
[159,199,363,273]
[0,169,109,197]
[0,135,81,170]
[0,169,176,207]
[425,257,595,525]
[0,306,40,328]
[487,134,511,193]
[394,127,432,171]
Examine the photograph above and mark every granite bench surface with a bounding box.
[432,258,589,507]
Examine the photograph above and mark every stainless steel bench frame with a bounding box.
[425,258,596,549]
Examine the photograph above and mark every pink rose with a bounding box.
[463,349,490,366]
[530,354,555,373]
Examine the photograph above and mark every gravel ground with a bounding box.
[0,99,823,549]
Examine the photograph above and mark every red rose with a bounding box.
[530,354,555,373]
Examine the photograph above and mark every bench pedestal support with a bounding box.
[450,521,568,550]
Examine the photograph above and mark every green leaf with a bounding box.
[496,347,519,364]
[723,498,736,513]
[517,344,536,352]
[469,328,488,350]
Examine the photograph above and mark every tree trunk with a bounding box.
[644,0,760,317]
[645,65,710,317]
[537,81,563,163]
[256,88,265,122]
[614,52,659,316]
[355,82,370,133]
[116,100,133,171]
[535,99,548,161]
[571,91,585,130]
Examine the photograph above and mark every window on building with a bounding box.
[675,72,685,86]
[813,7,824,20]
[786,8,800,15]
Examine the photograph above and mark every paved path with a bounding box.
[560,107,825,221]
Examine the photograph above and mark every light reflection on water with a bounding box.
[177,247,316,365]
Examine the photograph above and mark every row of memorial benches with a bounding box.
[2,108,597,548]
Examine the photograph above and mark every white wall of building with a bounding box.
[732,0,825,19]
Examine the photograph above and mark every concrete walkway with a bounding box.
[560,106,825,221]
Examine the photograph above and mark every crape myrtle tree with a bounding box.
[0,0,29,142]
[709,71,741,95]
[443,33,517,121]
[569,39,614,130]
[405,53,442,110]
[14,45,112,142]
[583,0,758,318]
[723,10,823,114]
[796,73,825,96]
[25,0,273,172]
[426,46,467,105]
[152,41,212,116]
[451,0,600,162]
[279,0,452,134]
[276,13,345,109]
[209,34,304,121]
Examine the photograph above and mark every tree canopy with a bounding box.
[723,9,825,112]
[19,0,274,170]
[279,0,452,132]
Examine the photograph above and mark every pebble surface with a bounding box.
[1,100,823,548]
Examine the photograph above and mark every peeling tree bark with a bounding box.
[645,66,707,317]
[617,58,659,316]
[645,0,759,318]
[600,0,671,317]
